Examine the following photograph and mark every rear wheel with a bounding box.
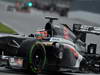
[79,58,88,73]
[91,57,100,73]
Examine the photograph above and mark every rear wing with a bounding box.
[73,24,100,35]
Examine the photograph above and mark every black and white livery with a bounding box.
[0,17,100,74]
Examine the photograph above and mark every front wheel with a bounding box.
[29,42,46,73]
[19,39,46,74]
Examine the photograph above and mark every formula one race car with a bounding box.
[0,17,100,74]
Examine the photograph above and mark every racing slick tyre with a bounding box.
[79,58,88,73]
[28,42,46,74]
[19,39,46,74]
[90,56,100,73]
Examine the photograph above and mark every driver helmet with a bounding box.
[35,30,48,39]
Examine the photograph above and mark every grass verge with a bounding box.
[0,22,17,34]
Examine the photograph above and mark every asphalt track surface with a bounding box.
[0,1,100,75]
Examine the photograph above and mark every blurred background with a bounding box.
[1,0,100,25]
[1,0,100,16]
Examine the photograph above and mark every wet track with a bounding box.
[0,1,100,75]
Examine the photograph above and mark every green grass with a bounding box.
[0,22,17,34]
